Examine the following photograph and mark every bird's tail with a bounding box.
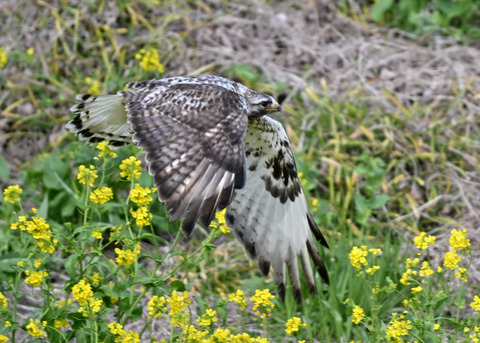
[66,94,132,146]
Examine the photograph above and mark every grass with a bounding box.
[1,0,480,342]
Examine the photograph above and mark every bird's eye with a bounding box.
[259,100,271,108]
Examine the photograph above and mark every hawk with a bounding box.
[66,75,329,301]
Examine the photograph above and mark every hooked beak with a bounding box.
[265,101,281,112]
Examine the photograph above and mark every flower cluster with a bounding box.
[349,245,381,275]
[413,232,435,250]
[26,318,47,338]
[3,185,22,203]
[25,270,49,287]
[135,47,164,73]
[0,292,8,308]
[10,212,58,254]
[72,279,103,317]
[386,313,412,342]
[115,243,141,267]
[90,186,114,204]
[209,208,230,234]
[77,165,98,187]
[251,289,275,320]
[147,295,167,318]
[229,289,247,310]
[0,47,7,68]
[197,308,218,327]
[352,305,365,324]
[120,156,142,181]
[85,77,100,94]
[144,289,274,342]
[108,322,141,343]
[285,316,307,335]
[130,206,153,227]
[130,183,156,206]
[96,141,117,159]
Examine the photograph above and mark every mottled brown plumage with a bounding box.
[67,75,329,302]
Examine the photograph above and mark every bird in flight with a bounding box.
[66,75,329,301]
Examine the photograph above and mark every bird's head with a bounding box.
[245,91,281,117]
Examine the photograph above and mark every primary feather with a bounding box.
[66,75,328,301]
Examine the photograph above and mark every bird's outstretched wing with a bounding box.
[225,116,329,302]
[122,80,248,234]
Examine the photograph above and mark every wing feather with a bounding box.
[122,81,248,234]
[226,116,329,302]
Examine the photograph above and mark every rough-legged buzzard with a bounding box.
[66,75,329,301]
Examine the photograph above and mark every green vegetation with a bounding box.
[340,0,480,42]
[1,1,480,342]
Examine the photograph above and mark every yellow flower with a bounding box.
[366,265,380,275]
[115,245,141,266]
[411,286,422,294]
[251,289,275,319]
[96,141,117,159]
[443,250,461,270]
[386,313,412,342]
[108,322,126,336]
[56,299,73,308]
[130,183,155,206]
[90,187,114,204]
[54,319,69,330]
[130,206,153,227]
[26,48,34,55]
[17,261,24,267]
[182,325,208,341]
[26,318,47,338]
[5,321,11,327]
[455,267,468,282]
[72,279,93,305]
[0,47,7,68]
[89,272,101,285]
[167,290,191,327]
[25,270,48,287]
[0,335,7,343]
[197,308,218,327]
[135,47,164,73]
[34,258,42,268]
[449,229,470,251]
[92,230,102,239]
[85,77,101,94]
[25,216,50,240]
[0,292,8,308]
[229,289,247,310]
[434,323,441,330]
[413,232,436,250]
[285,316,307,335]
[148,295,167,318]
[368,248,382,256]
[419,261,434,277]
[209,328,231,341]
[352,306,365,324]
[77,165,98,187]
[121,331,141,343]
[471,295,480,311]
[349,246,368,270]
[3,185,22,203]
[210,208,230,233]
[120,156,142,180]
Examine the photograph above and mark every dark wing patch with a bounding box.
[122,82,248,234]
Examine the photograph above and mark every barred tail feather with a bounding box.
[66,94,132,146]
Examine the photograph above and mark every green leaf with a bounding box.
[371,0,394,22]
[169,280,186,292]
[0,154,10,181]
[370,194,389,209]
